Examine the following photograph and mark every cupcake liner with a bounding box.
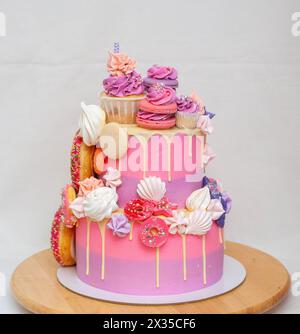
[100,93,145,124]
[176,111,200,129]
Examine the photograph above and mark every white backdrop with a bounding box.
[0,0,299,313]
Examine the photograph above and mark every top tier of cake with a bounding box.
[104,125,206,207]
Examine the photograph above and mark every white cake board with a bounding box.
[57,255,246,305]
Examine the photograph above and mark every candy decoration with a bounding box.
[139,217,169,248]
[93,148,105,175]
[139,217,169,288]
[61,184,77,228]
[51,208,76,266]
[124,198,155,223]
[71,131,95,192]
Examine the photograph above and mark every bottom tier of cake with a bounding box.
[76,219,224,295]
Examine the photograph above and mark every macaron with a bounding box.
[136,110,176,129]
[136,84,177,130]
[136,116,176,129]
[97,122,128,160]
[139,99,177,114]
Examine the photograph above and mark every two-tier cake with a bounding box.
[51,46,232,297]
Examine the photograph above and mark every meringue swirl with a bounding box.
[146,84,176,106]
[103,71,144,97]
[147,65,178,80]
[79,102,106,146]
[83,187,118,222]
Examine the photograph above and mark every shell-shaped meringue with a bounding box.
[79,102,106,146]
[103,167,122,188]
[186,186,211,211]
[185,210,212,235]
[137,176,166,202]
[207,199,225,220]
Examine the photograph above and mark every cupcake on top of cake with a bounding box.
[175,93,201,129]
[101,49,145,124]
[136,83,177,129]
[143,64,178,91]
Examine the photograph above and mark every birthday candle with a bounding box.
[113,42,120,53]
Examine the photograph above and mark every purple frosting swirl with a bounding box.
[103,71,145,97]
[147,65,178,80]
[176,95,200,113]
[147,84,176,106]
[107,214,131,237]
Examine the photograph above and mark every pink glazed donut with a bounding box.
[139,217,169,248]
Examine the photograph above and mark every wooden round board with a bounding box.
[10,242,290,314]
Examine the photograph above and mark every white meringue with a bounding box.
[83,187,118,222]
[164,210,187,235]
[79,102,106,146]
[185,210,212,235]
[186,186,211,211]
[207,199,225,220]
[69,196,85,219]
[103,167,122,188]
[137,176,166,202]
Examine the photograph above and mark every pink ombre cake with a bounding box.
[50,46,232,298]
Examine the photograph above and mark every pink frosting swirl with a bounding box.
[137,111,175,121]
[147,65,178,80]
[103,71,145,97]
[107,52,136,76]
[176,95,200,113]
[146,84,176,106]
